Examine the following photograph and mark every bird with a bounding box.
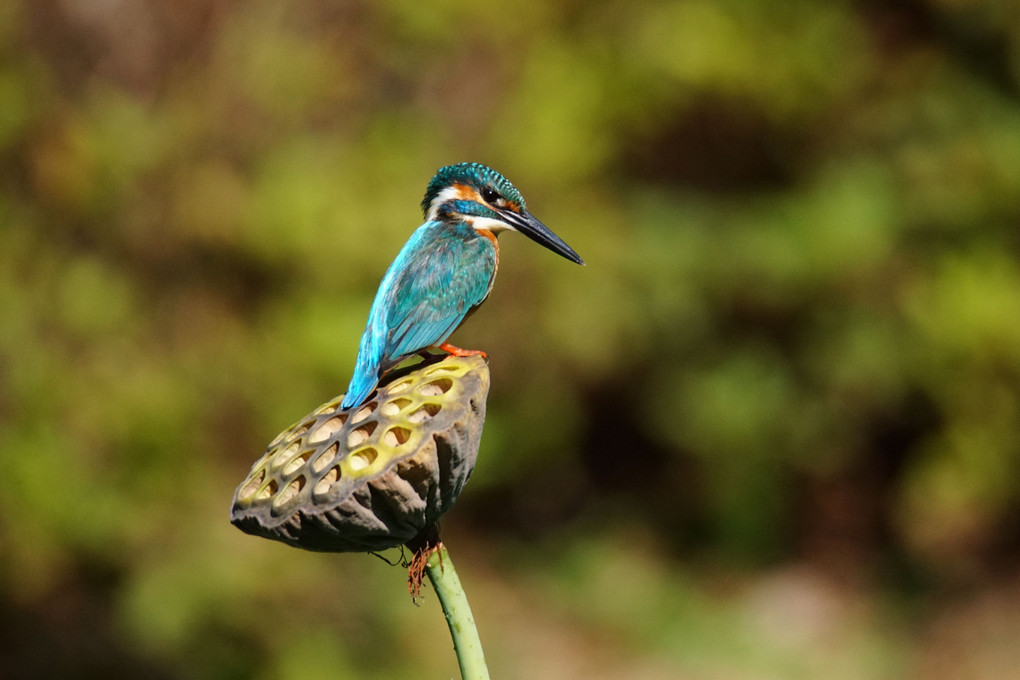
[340,162,584,409]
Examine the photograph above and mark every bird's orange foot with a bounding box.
[438,342,488,359]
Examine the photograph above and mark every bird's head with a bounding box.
[422,162,584,265]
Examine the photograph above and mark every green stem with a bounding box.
[426,545,490,680]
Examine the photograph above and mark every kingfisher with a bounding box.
[340,162,584,409]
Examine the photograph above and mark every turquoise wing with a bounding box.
[384,223,496,359]
[385,233,494,358]
[341,222,496,408]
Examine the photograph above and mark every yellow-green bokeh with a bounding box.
[3,0,1020,677]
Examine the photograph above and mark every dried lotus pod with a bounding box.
[231,354,489,552]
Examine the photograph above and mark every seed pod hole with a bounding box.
[383,426,411,447]
[314,399,342,416]
[380,397,413,417]
[347,422,377,448]
[238,467,266,501]
[313,466,341,495]
[312,443,339,473]
[283,450,313,476]
[408,402,441,423]
[425,364,460,376]
[255,479,278,501]
[386,378,414,395]
[351,403,376,424]
[308,415,346,444]
[418,378,453,396]
[274,476,305,507]
[349,448,378,471]
[271,442,302,472]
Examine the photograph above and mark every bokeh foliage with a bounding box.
[2,0,1020,678]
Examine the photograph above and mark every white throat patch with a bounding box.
[464,215,515,233]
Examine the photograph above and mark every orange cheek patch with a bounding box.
[452,183,480,202]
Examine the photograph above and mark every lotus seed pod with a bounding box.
[231,355,489,552]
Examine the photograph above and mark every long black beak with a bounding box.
[501,209,585,265]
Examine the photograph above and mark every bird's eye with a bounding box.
[481,187,500,204]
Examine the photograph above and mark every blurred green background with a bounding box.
[3,0,1020,678]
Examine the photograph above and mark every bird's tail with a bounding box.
[340,379,374,410]
[341,322,388,409]
[341,358,379,410]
